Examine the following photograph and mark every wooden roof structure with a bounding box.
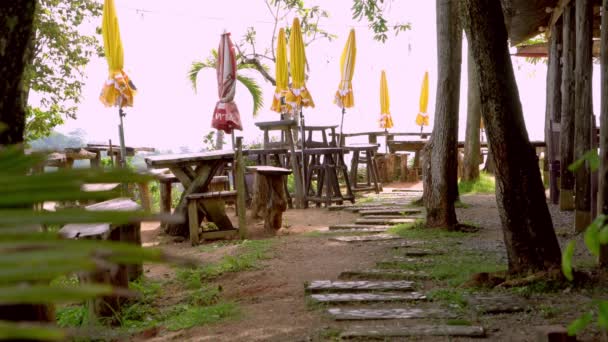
[503,0,602,46]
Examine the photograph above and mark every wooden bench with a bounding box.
[186,190,238,246]
[58,198,141,320]
[248,166,292,230]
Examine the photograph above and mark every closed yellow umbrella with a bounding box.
[335,29,356,109]
[415,71,430,132]
[99,0,136,108]
[99,0,135,169]
[379,70,393,129]
[286,17,314,110]
[271,28,289,114]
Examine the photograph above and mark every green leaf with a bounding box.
[568,312,593,336]
[561,240,575,281]
[0,321,66,341]
[600,225,608,245]
[236,74,263,116]
[568,158,585,172]
[598,301,608,329]
[0,284,131,305]
[584,217,603,257]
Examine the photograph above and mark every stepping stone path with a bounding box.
[329,234,402,243]
[328,307,456,320]
[306,280,414,293]
[310,292,426,304]
[304,189,491,339]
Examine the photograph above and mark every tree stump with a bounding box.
[248,166,292,231]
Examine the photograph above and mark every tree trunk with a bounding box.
[423,0,461,228]
[0,0,56,334]
[560,3,576,211]
[461,0,562,273]
[598,0,608,267]
[0,0,36,145]
[546,18,563,205]
[483,140,495,174]
[462,45,481,182]
[574,0,593,232]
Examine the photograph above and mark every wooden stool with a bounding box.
[247,166,292,230]
[302,148,355,207]
[59,198,141,320]
[244,148,292,209]
[186,190,238,245]
[344,144,382,193]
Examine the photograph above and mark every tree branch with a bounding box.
[243,57,276,86]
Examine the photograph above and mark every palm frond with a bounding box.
[236,74,264,117]
[188,61,212,93]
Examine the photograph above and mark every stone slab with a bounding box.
[356,218,417,225]
[340,325,486,338]
[328,307,456,320]
[359,208,422,216]
[305,280,414,293]
[359,215,418,220]
[326,227,390,234]
[467,294,528,314]
[395,249,444,257]
[339,269,429,280]
[329,234,402,243]
[329,224,391,230]
[391,189,424,193]
[376,257,430,268]
[309,292,426,304]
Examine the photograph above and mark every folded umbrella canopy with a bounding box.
[286,17,314,110]
[379,70,393,129]
[271,28,289,114]
[212,32,242,134]
[416,71,430,132]
[335,29,356,146]
[100,0,136,108]
[100,0,135,169]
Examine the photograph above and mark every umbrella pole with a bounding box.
[118,107,128,196]
[339,107,346,147]
[299,105,306,206]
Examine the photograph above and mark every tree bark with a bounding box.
[422,0,461,228]
[462,45,481,182]
[0,0,36,145]
[0,0,56,334]
[574,0,593,232]
[599,0,608,267]
[461,0,562,273]
[546,18,563,205]
[560,3,576,211]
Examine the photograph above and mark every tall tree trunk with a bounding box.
[422,0,461,228]
[574,0,593,232]
[0,0,36,145]
[462,45,481,182]
[598,0,608,267]
[546,18,563,205]
[560,3,576,211]
[461,0,562,273]
[0,0,55,334]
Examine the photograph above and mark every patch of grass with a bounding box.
[198,240,242,253]
[538,304,561,319]
[164,302,239,331]
[429,251,504,286]
[446,319,473,326]
[509,280,565,297]
[188,285,222,306]
[56,305,88,328]
[389,221,472,240]
[458,172,495,195]
[180,239,275,283]
[427,288,468,309]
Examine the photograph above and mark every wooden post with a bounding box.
[188,200,200,245]
[285,127,304,208]
[137,182,151,212]
[235,137,248,239]
[599,0,608,267]
[560,3,576,211]
[574,0,593,232]
[547,18,563,204]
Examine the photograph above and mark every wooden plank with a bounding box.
[359,208,422,216]
[329,234,401,243]
[329,224,391,230]
[188,200,200,246]
[306,280,414,293]
[145,150,234,168]
[339,269,429,280]
[200,229,238,240]
[309,292,426,304]
[186,191,238,200]
[468,294,528,314]
[356,218,417,225]
[359,215,423,220]
[81,183,121,192]
[560,4,575,213]
[328,308,455,320]
[340,325,485,338]
[547,0,573,38]
[247,165,292,176]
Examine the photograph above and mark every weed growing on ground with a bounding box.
[427,288,468,309]
[389,221,471,240]
[458,172,495,195]
[164,302,240,331]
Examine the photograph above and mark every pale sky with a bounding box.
[50,0,602,152]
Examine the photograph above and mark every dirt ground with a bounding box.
[134,181,607,342]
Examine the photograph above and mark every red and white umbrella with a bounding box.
[212,32,242,134]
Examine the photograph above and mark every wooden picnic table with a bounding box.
[145,150,236,236]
